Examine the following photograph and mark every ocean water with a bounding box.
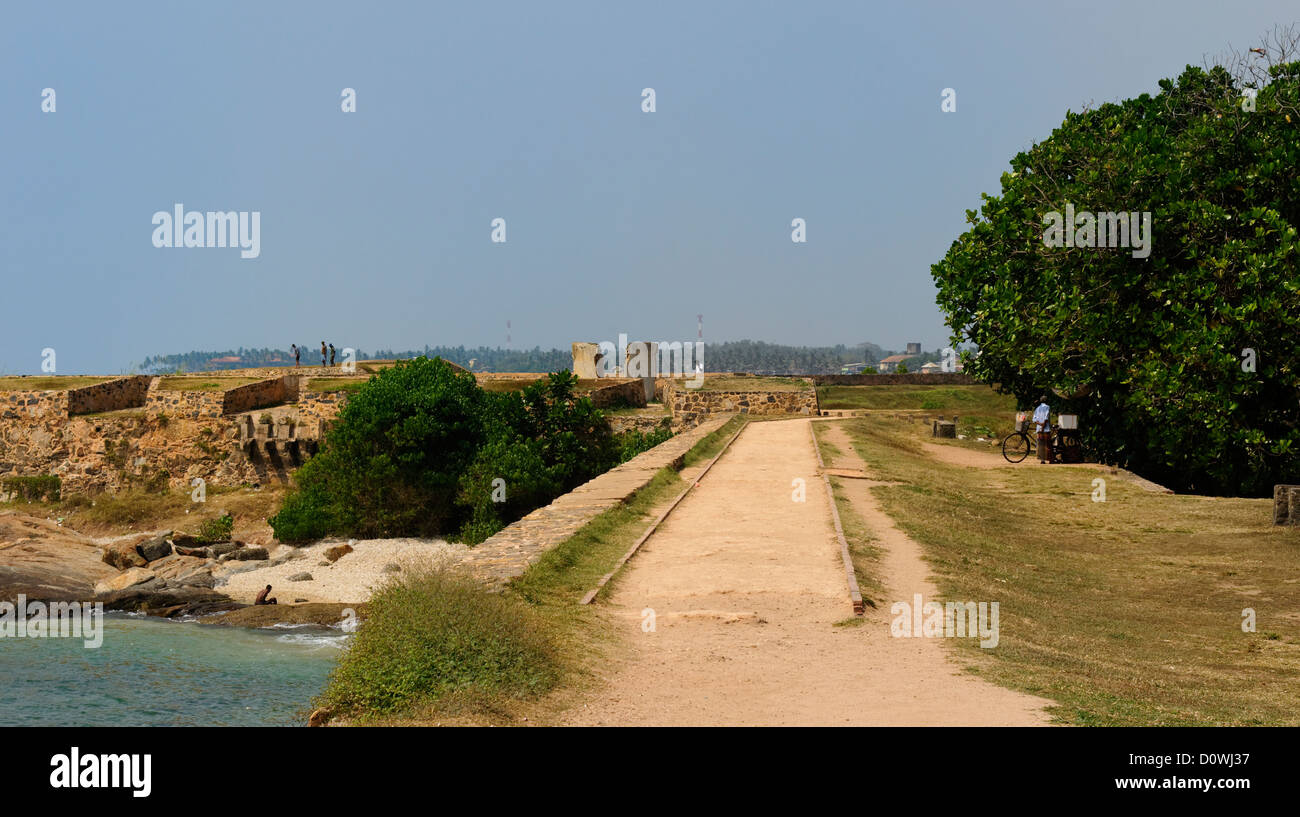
[0,613,345,727]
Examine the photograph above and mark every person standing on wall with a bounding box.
[320,341,327,368]
[329,343,336,368]
[292,344,300,368]
[1033,394,1053,464]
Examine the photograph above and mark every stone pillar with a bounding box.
[1274,484,1300,525]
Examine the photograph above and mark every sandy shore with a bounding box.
[216,537,468,604]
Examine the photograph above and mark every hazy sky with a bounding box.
[2,1,1295,374]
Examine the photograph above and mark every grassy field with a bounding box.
[304,377,369,394]
[156,377,265,391]
[0,376,111,391]
[699,375,809,392]
[817,383,1019,441]
[836,415,1300,726]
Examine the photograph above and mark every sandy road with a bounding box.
[562,418,1052,726]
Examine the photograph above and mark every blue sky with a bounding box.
[2,1,1296,374]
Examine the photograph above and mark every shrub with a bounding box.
[270,359,619,544]
[615,425,673,462]
[318,567,560,717]
[196,512,234,543]
[1,475,61,502]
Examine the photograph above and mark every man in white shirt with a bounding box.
[1032,395,1052,463]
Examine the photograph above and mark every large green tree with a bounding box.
[932,57,1300,495]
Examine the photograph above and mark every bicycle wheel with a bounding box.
[1002,432,1030,463]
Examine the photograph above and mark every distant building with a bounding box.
[877,353,917,373]
[905,342,922,355]
[919,361,942,373]
[840,362,869,374]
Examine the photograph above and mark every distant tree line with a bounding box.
[137,340,904,375]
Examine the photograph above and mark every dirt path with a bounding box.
[562,418,1052,726]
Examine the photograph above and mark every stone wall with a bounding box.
[586,379,647,409]
[67,376,154,416]
[809,372,979,386]
[146,387,225,420]
[295,390,348,437]
[664,381,818,429]
[222,376,298,416]
[0,391,69,421]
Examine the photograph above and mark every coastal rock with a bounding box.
[102,540,147,570]
[98,585,239,616]
[169,532,205,548]
[308,708,331,727]
[324,543,353,563]
[317,560,332,567]
[287,572,313,582]
[209,541,241,558]
[174,544,212,558]
[219,546,268,562]
[0,512,117,602]
[94,567,156,595]
[137,534,172,563]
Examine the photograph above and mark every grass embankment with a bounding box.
[304,378,369,394]
[698,375,808,392]
[817,384,1016,439]
[319,414,747,725]
[0,376,111,391]
[837,415,1300,726]
[809,427,886,611]
[155,377,265,391]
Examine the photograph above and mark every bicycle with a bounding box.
[1001,414,1082,463]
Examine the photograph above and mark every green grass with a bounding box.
[318,567,563,718]
[683,414,747,467]
[827,475,886,608]
[837,416,1300,726]
[698,376,809,392]
[816,384,1014,413]
[156,377,264,391]
[0,376,111,391]
[304,377,369,393]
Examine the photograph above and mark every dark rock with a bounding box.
[137,534,173,563]
[173,544,213,558]
[97,585,237,616]
[381,563,401,573]
[209,541,240,557]
[219,546,268,562]
[169,532,205,548]
[287,572,313,582]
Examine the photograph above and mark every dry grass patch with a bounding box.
[840,416,1300,726]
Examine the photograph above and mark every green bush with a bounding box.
[1,475,61,502]
[270,359,620,544]
[615,425,674,462]
[318,567,560,717]
[195,512,234,543]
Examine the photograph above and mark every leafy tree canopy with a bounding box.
[932,56,1300,494]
